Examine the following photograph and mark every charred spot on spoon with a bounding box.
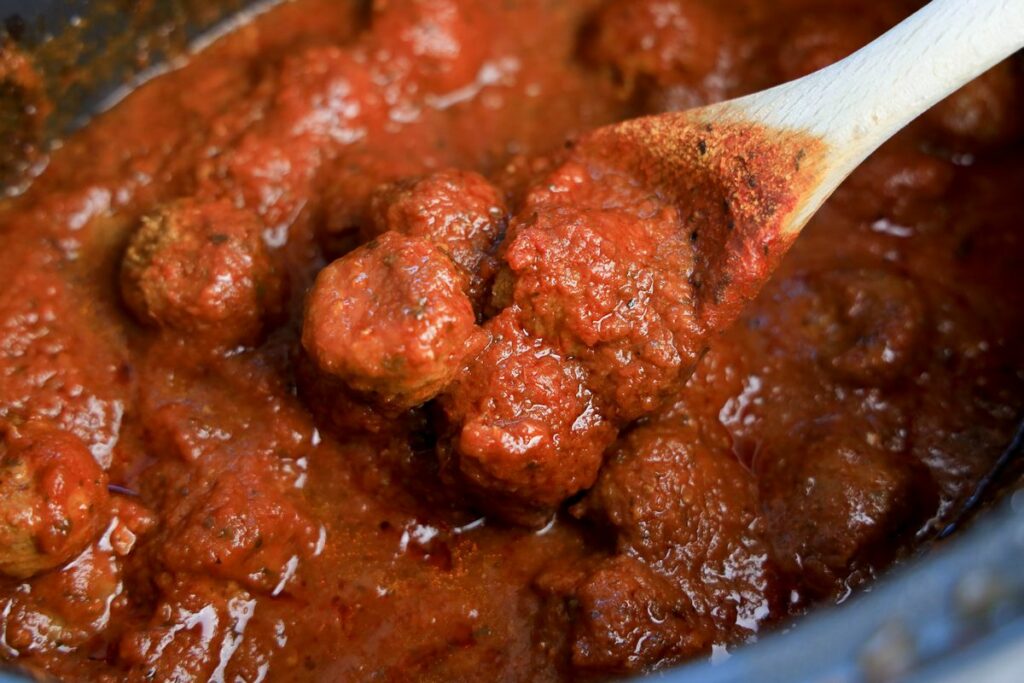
[795,148,807,170]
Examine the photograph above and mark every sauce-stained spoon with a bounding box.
[574,0,1024,328]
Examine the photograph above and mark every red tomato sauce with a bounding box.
[0,0,1022,680]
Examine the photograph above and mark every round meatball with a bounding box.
[575,420,777,641]
[0,422,110,579]
[303,231,484,410]
[158,452,321,595]
[209,45,386,234]
[925,61,1022,149]
[759,434,932,595]
[536,556,707,674]
[505,200,700,422]
[585,0,730,91]
[439,310,615,526]
[766,268,927,387]
[120,198,282,346]
[368,0,490,94]
[367,169,507,306]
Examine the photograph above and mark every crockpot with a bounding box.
[0,1,1021,681]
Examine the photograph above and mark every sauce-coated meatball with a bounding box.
[575,420,777,643]
[439,310,615,526]
[585,0,730,91]
[368,169,507,306]
[506,203,700,421]
[506,165,700,421]
[120,199,282,346]
[759,434,930,594]
[536,556,707,674]
[0,422,110,579]
[369,0,490,94]
[158,453,322,595]
[766,268,927,387]
[303,232,485,410]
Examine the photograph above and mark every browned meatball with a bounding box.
[1,497,153,656]
[536,556,707,674]
[505,169,701,422]
[120,198,282,346]
[303,232,485,411]
[585,0,732,94]
[209,45,386,234]
[367,169,507,306]
[575,420,778,643]
[925,61,1022,149]
[368,0,491,94]
[439,309,615,526]
[759,433,931,595]
[0,422,110,579]
[158,452,322,595]
[764,268,927,387]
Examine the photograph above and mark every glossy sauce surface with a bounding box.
[0,0,1022,680]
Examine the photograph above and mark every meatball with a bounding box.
[120,199,282,346]
[536,556,707,674]
[759,434,930,595]
[0,422,110,579]
[158,452,322,595]
[303,232,485,410]
[765,268,927,387]
[439,310,615,526]
[925,61,1022,149]
[585,0,731,92]
[505,191,701,421]
[368,0,490,94]
[0,498,153,656]
[367,169,507,306]
[209,45,385,232]
[575,420,778,641]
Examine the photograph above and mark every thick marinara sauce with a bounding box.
[0,0,1022,680]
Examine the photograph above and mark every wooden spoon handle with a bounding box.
[749,0,1024,153]
[721,0,1024,236]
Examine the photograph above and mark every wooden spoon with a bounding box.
[574,0,1024,330]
